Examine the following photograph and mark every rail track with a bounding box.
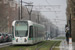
[0,40,61,50]
[50,41,61,50]
[35,40,60,50]
[35,41,47,50]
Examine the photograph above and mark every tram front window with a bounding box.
[15,21,28,37]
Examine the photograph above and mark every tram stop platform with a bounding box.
[60,39,75,50]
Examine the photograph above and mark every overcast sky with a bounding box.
[17,0,67,32]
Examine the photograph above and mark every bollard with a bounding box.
[69,37,72,45]
[69,37,73,50]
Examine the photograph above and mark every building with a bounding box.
[0,0,18,32]
[66,0,75,41]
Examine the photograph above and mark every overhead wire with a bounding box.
[45,0,50,5]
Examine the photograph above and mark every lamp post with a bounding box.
[18,0,22,20]
[21,0,22,19]
[25,2,33,20]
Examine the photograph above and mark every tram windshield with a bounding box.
[15,21,28,37]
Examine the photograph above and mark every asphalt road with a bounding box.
[0,42,12,48]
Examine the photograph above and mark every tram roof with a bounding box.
[12,20,45,27]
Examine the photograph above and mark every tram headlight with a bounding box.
[24,38,27,42]
[16,38,18,42]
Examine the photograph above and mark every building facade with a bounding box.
[0,0,18,32]
[66,0,75,41]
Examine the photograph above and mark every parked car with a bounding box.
[2,33,7,42]
[4,34,9,42]
[0,33,5,42]
[3,33,12,42]
[8,34,12,42]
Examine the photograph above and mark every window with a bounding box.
[15,21,28,37]
[15,30,28,37]
[35,27,36,38]
[9,0,15,9]
[37,27,38,37]
[35,27,38,38]
[29,26,33,38]
[3,0,8,4]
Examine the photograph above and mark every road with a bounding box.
[0,42,12,48]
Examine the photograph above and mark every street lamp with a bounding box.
[18,0,22,20]
[25,2,33,20]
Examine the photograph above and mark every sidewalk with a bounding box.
[60,40,74,50]
[72,42,75,50]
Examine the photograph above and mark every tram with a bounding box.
[12,20,45,45]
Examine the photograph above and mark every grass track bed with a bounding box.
[39,41,56,50]
[52,41,61,50]
[56,37,66,39]
[0,40,61,50]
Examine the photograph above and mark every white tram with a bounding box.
[12,20,45,45]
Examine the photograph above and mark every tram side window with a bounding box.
[35,27,36,38]
[36,28,38,37]
[36,27,38,37]
[29,26,33,38]
[12,26,14,38]
[35,27,37,38]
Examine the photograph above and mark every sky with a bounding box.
[17,0,67,32]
